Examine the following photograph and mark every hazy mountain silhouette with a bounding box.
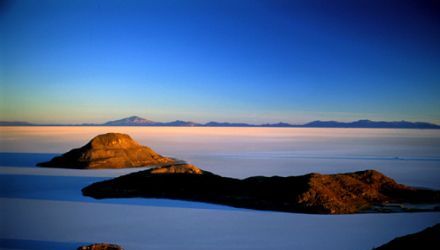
[0,121,35,126]
[161,120,201,126]
[303,119,440,129]
[1,116,439,129]
[204,121,254,127]
[103,116,156,126]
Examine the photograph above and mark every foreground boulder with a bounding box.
[374,223,440,250]
[77,243,123,250]
[82,165,440,214]
[37,133,175,169]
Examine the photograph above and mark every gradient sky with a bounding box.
[1,0,439,124]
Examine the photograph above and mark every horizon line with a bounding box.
[1,115,439,128]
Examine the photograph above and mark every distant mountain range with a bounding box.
[103,116,156,126]
[1,116,439,129]
[0,121,35,126]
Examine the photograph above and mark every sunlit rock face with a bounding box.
[77,243,124,250]
[37,133,175,169]
[148,164,203,175]
[297,170,414,214]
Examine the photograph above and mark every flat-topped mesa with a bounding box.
[88,133,141,149]
[82,167,440,214]
[37,133,175,169]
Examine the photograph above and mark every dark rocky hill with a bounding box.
[82,165,440,214]
[374,224,440,250]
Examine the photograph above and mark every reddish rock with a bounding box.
[296,170,413,213]
[149,163,203,175]
[77,243,123,250]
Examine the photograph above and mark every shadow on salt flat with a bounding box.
[0,174,246,212]
[0,238,89,250]
[0,153,58,168]
[0,152,247,212]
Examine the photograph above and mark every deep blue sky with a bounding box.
[1,0,439,124]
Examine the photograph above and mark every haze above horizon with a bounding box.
[1,0,439,124]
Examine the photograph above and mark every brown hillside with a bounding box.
[37,133,175,169]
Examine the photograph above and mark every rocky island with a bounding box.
[37,133,175,169]
[77,243,124,250]
[82,163,440,214]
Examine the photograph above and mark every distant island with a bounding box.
[1,116,439,129]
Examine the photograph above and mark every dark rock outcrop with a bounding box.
[374,224,440,250]
[37,133,175,169]
[77,243,123,250]
[82,165,440,214]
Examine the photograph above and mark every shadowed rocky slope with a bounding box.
[374,224,440,250]
[37,133,174,169]
[82,164,440,214]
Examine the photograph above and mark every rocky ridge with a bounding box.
[82,164,440,214]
